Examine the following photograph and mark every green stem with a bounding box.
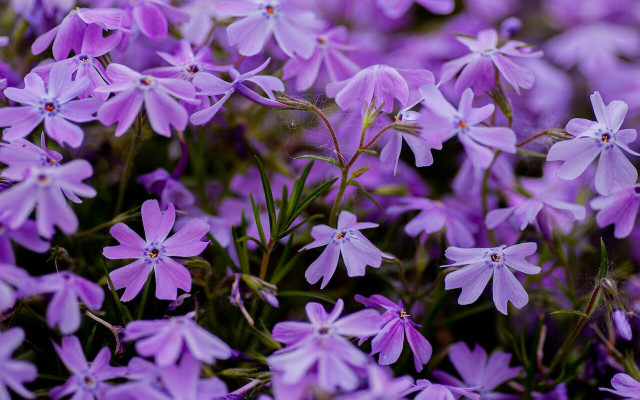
[328,169,349,227]
[481,151,500,246]
[114,119,142,216]
[136,271,153,320]
[258,238,275,280]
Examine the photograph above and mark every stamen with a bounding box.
[399,310,410,319]
[601,133,610,142]
[266,5,274,14]
[459,121,467,128]
[147,248,159,258]
[45,102,55,112]
[490,253,502,263]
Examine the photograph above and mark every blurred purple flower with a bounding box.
[190,59,284,125]
[326,64,434,113]
[301,210,384,289]
[355,294,432,372]
[146,40,231,81]
[376,0,454,18]
[230,273,279,325]
[122,0,189,41]
[36,271,104,334]
[613,310,633,341]
[50,335,126,400]
[441,243,541,314]
[486,194,585,232]
[547,91,638,195]
[214,0,317,58]
[103,199,209,301]
[420,84,516,169]
[0,328,37,399]
[0,135,62,180]
[0,263,33,312]
[0,214,50,264]
[440,28,542,94]
[600,373,640,398]
[337,364,414,400]
[433,342,522,399]
[31,7,122,60]
[124,311,232,366]
[0,63,102,147]
[406,379,480,400]
[96,63,196,137]
[591,184,640,239]
[268,299,381,394]
[137,168,195,210]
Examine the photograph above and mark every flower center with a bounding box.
[399,309,410,319]
[83,375,96,388]
[0,223,6,235]
[459,121,467,128]
[139,76,153,87]
[266,5,274,14]
[186,64,199,74]
[318,326,330,335]
[36,173,50,185]
[317,36,327,45]
[147,248,159,258]
[44,102,55,112]
[601,133,610,143]
[78,54,91,63]
[634,186,640,195]
[490,253,502,263]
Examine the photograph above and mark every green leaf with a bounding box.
[454,32,476,39]
[279,213,324,238]
[237,235,269,254]
[275,184,289,236]
[598,237,609,280]
[288,161,314,217]
[278,291,336,304]
[359,149,378,155]
[287,178,338,226]
[516,149,547,158]
[294,155,340,167]
[488,85,513,126]
[550,310,588,318]
[254,156,277,235]
[349,180,381,209]
[250,194,267,247]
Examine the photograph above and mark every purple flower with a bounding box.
[50,336,126,400]
[124,311,232,366]
[376,0,454,18]
[0,328,37,399]
[547,91,639,195]
[440,28,542,94]
[600,373,640,399]
[137,168,195,210]
[0,263,33,312]
[0,214,50,264]
[326,64,434,113]
[419,84,516,169]
[355,294,432,372]
[301,211,384,289]
[146,40,231,81]
[0,135,62,180]
[230,273,279,325]
[190,59,284,125]
[441,243,541,314]
[337,365,414,400]
[103,199,209,301]
[407,379,480,400]
[613,310,633,341]
[122,0,189,41]
[282,26,360,92]
[215,0,317,58]
[486,197,586,232]
[0,63,102,147]
[36,271,104,334]
[0,158,97,238]
[96,63,196,137]
[105,354,228,400]
[590,184,640,239]
[268,299,381,393]
[31,7,122,60]
[387,196,477,247]
[433,342,522,399]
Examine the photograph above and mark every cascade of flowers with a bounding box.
[2,0,640,399]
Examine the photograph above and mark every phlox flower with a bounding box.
[124,311,232,366]
[301,211,384,289]
[0,63,102,147]
[282,26,360,92]
[441,243,541,314]
[268,299,381,394]
[355,294,432,372]
[50,336,126,400]
[0,135,62,180]
[0,328,37,399]
[0,213,50,264]
[419,84,516,169]
[547,91,638,195]
[145,40,231,81]
[103,199,209,302]
[406,379,480,400]
[590,184,640,239]
[96,63,196,137]
[137,168,195,211]
[440,28,542,94]
[214,0,317,58]
[433,342,522,399]
[337,365,414,400]
[122,0,189,41]
[35,271,104,334]
[31,7,122,60]
[376,0,454,18]
[600,373,640,399]
[0,263,32,312]
[190,59,284,125]
[326,64,434,113]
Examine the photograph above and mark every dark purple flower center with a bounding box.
[140,77,153,87]
[266,5,275,14]
[601,133,611,143]
[147,248,159,258]
[36,173,50,185]
[490,253,502,262]
[44,102,55,112]
[317,36,327,45]
[318,326,330,335]
[83,375,95,387]
[186,64,199,74]
[78,54,90,63]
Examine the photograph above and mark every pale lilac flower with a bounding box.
[406,379,480,400]
[301,211,384,289]
[0,158,97,238]
[590,185,640,239]
[31,7,122,60]
[214,0,317,58]
[0,263,33,312]
[376,0,454,18]
[36,271,104,334]
[387,196,477,247]
[440,28,542,94]
[124,311,232,366]
[337,365,414,400]
[419,84,516,169]
[547,91,638,195]
[0,328,37,399]
[433,342,522,399]
[146,40,231,81]
[486,195,585,232]
[355,294,432,372]
[282,26,360,92]
[181,1,217,46]
[105,354,228,400]
[441,243,541,314]
[0,135,62,181]
[137,168,195,210]
[268,299,381,394]
[613,310,633,341]
[600,373,640,399]
[0,214,50,264]
[0,63,102,147]
[326,64,434,113]
[122,0,189,41]
[50,336,126,400]
[96,63,196,137]
[103,199,209,302]
[190,59,284,125]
